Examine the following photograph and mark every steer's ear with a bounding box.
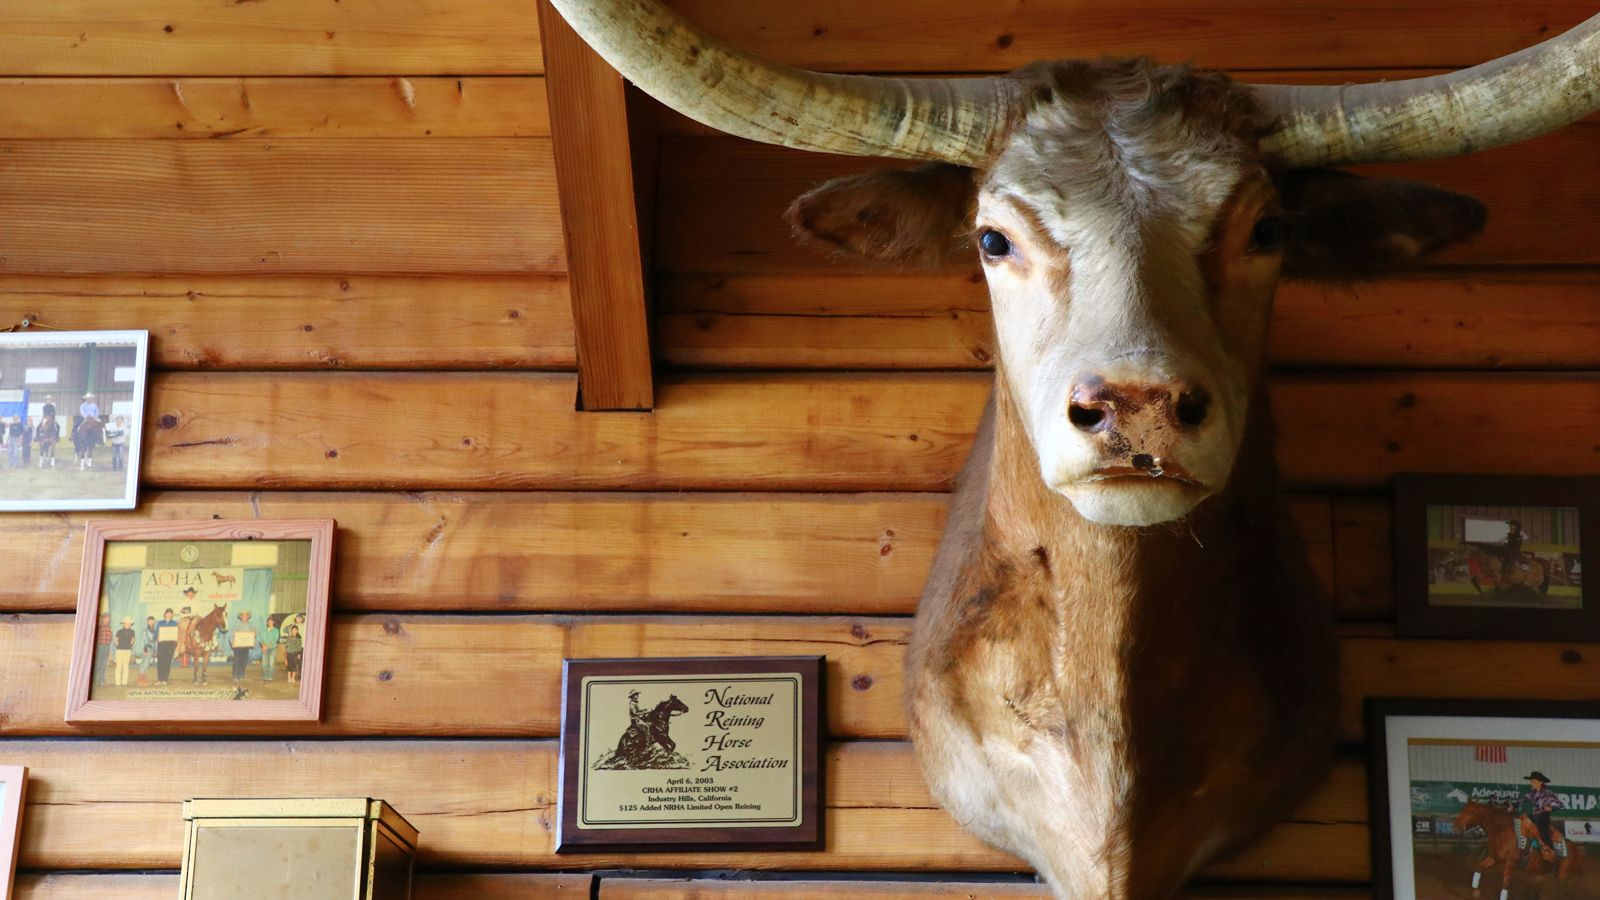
[1279,168,1487,281]
[786,162,977,267]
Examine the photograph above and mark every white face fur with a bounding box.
[975,135,1282,527]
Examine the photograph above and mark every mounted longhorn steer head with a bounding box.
[546,2,1600,898]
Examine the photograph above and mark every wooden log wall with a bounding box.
[1,2,1597,900]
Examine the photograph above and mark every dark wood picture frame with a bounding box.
[66,518,335,724]
[1394,474,1600,641]
[1367,698,1600,900]
[557,656,824,852]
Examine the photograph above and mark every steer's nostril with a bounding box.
[1068,404,1107,431]
[1175,391,1210,428]
[1131,453,1155,470]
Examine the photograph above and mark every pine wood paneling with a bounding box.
[657,270,1600,371]
[657,128,1600,275]
[0,2,543,76]
[137,372,1600,491]
[600,880,1372,900]
[5,615,1597,744]
[0,77,549,139]
[0,491,946,614]
[0,275,574,369]
[652,0,1590,73]
[0,139,561,274]
[1332,497,1397,619]
[1,739,1365,878]
[15,872,589,900]
[540,0,653,411]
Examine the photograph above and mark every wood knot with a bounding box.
[850,623,870,640]
[1396,392,1416,409]
[851,674,874,691]
[157,414,179,430]
[325,449,339,458]
[995,33,1014,48]
[1562,649,1584,665]
[378,670,394,682]
[383,618,402,635]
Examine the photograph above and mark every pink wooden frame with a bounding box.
[65,519,334,723]
[0,766,25,900]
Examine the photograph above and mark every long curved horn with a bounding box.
[1258,12,1600,166]
[543,0,1018,164]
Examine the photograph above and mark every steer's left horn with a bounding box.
[1257,11,1600,166]
[543,0,1018,164]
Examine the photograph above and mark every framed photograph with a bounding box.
[1395,474,1600,641]
[1369,698,1600,900]
[0,329,148,511]
[557,656,824,852]
[0,767,24,900]
[66,518,334,723]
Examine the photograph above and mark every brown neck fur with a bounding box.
[909,364,1335,899]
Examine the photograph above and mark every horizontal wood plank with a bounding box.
[658,270,1600,370]
[0,739,1366,878]
[1331,496,1396,619]
[0,275,574,369]
[142,372,987,491]
[601,880,1372,900]
[657,127,1600,274]
[0,139,560,274]
[136,372,1600,491]
[0,77,549,138]
[655,0,1592,73]
[0,491,945,614]
[0,2,542,76]
[3,615,1595,744]
[15,872,588,900]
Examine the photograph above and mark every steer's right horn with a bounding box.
[543,0,1018,164]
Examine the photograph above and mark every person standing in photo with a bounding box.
[230,611,254,682]
[155,607,179,684]
[21,416,32,465]
[5,416,22,468]
[106,415,128,472]
[284,625,303,683]
[113,617,136,686]
[259,617,280,682]
[94,613,113,685]
[138,615,157,686]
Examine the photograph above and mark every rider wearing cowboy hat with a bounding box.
[1521,771,1564,866]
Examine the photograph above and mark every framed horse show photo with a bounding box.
[0,329,148,512]
[1394,475,1600,641]
[65,518,334,723]
[0,767,24,900]
[557,656,823,852]
[1369,699,1600,900]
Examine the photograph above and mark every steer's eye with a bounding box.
[978,229,1012,259]
[1250,216,1286,251]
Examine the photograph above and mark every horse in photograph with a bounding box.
[1463,544,1550,598]
[35,415,59,468]
[72,416,104,469]
[177,604,228,685]
[1456,800,1583,899]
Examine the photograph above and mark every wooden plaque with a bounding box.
[557,656,823,852]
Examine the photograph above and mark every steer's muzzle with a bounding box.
[1045,370,1230,526]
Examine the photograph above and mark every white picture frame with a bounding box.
[0,766,26,900]
[0,330,149,511]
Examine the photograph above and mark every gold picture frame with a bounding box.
[66,519,334,723]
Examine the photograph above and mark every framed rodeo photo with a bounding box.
[66,518,334,724]
[557,656,824,852]
[1368,698,1600,900]
[0,329,148,512]
[1394,474,1600,641]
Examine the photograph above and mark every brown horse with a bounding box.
[35,415,59,467]
[177,604,228,685]
[1462,544,1550,601]
[72,415,104,469]
[1455,800,1582,899]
